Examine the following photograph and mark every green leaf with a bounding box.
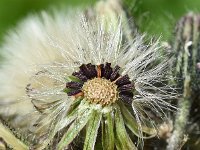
[35,98,83,150]
[0,122,28,150]
[56,97,83,132]
[63,88,73,93]
[58,108,92,150]
[83,110,102,150]
[102,112,114,150]
[65,75,82,83]
[114,107,137,150]
[118,101,156,138]
[66,97,82,114]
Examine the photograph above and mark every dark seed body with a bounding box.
[80,64,97,79]
[103,63,113,79]
[118,83,134,92]
[72,71,88,82]
[66,82,83,89]
[110,65,120,81]
[67,89,82,96]
[116,75,131,86]
[119,92,133,104]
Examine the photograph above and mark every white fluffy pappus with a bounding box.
[0,9,177,149]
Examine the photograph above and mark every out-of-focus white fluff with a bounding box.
[0,11,85,122]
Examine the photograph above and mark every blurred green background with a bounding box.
[133,0,200,40]
[0,0,200,43]
[0,0,96,43]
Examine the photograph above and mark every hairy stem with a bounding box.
[0,121,28,150]
[167,13,200,149]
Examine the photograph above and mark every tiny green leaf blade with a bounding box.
[58,108,92,150]
[65,75,82,83]
[66,97,82,115]
[63,88,73,93]
[118,101,139,135]
[102,112,114,150]
[114,107,137,150]
[56,98,84,132]
[35,98,83,150]
[83,110,102,150]
[118,101,156,138]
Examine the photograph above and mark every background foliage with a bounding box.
[0,0,200,44]
[0,0,96,43]
[133,0,200,40]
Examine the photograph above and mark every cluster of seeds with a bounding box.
[64,63,134,105]
[82,78,118,105]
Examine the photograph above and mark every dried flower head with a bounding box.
[0,9,176,150]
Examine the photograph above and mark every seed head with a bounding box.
[0,8,177,150]
[82,78,118,105]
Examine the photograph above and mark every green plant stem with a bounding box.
[0,122,28,150]
[167,77,191,150]
[167,13,200,150]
